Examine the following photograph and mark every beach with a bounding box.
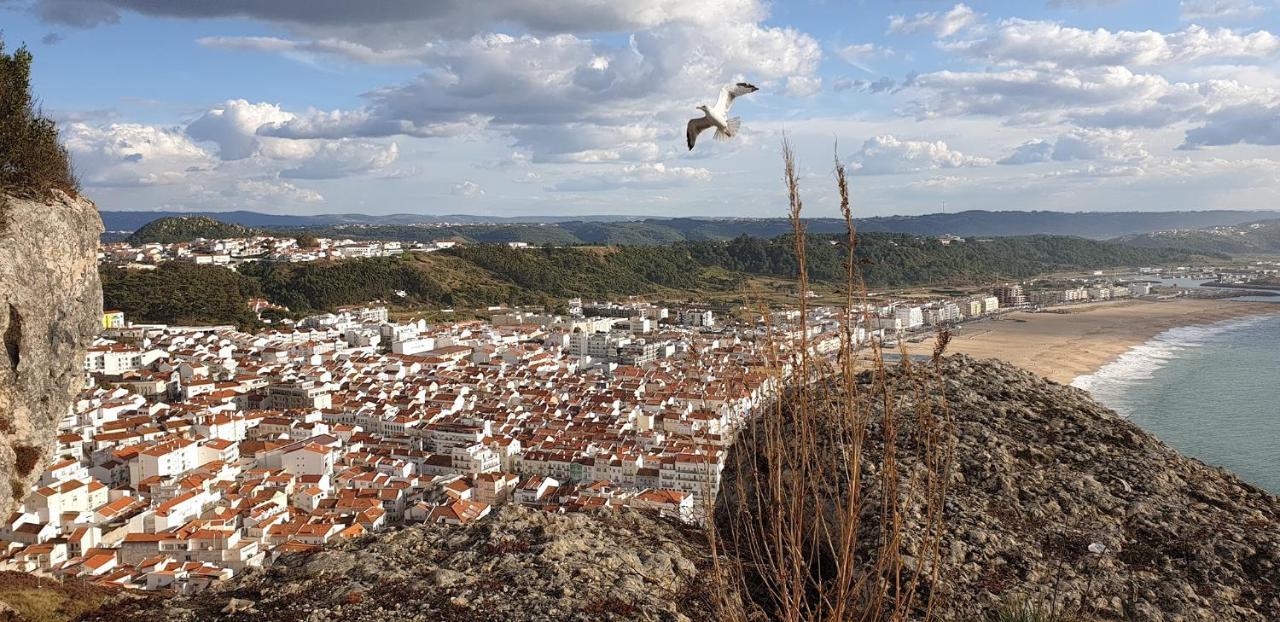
[908,298,1279,384]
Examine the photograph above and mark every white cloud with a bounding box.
[185,100,294,161]
[451,181,485,198]
[942,21,1280,68]
[888,4,978,38]
[847,135,991,175]
[1180,0,1266,21]
[549,162,711,191]
[228,179,324,203]
[279,141,400,179]
[227,22,819,163]
[62,122,214,187]
[1000,128,1150,165]
[835,42,890,73]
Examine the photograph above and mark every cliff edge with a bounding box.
[0,191,102,516]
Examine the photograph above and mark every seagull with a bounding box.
[686,82,759,150]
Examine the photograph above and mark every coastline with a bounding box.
[909,298,1279,385]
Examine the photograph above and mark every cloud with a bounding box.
[847,135,991,175]
[223,23,818,162]
[226,179,323,204]
[451,181,485,198]
[41,32,64,45]
[1179,0,1266,21]
[999,129,1150,165]
[186,99,294,160]
[29,0,766,38]
[906,66,1171,122]
[888,4,978,38]
[279,141,400,179]
[549,162,711,191]
[942,21,1280,68]
[836,42,890,73]
[62,122,215,187]
[1179,100,1280,148]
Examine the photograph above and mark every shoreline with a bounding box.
[908,298,1280,385]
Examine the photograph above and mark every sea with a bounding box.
[1070,278,1280,493]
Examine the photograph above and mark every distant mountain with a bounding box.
[100,210,645,232]
[1118,218,1280,255]
[101,209,1280,241]
[126,216,262,244]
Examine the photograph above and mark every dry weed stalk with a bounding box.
[708,137,956,622]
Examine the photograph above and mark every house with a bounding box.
[427,499,491,525]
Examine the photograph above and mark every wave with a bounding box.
[1070,313,1280,416]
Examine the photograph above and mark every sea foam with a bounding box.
[1070,313,1279,416]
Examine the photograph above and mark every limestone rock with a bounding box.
[0,191,102,516]
[718,355,1280,620]
[82,505,724,622]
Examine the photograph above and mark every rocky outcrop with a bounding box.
[0,191,101,515]
[84,505,723,622]
[718,355,1280,620]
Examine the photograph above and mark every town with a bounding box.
[8,234,1270,594]
[3,275,1052,594]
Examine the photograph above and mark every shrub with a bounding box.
[0,36,78,199]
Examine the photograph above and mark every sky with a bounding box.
[5,0,1280,218]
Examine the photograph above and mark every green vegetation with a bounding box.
[101,263,262,327]
[100,231,1212,327]
[0,36,78,200]
[127,216,262,244]
[1120,219,1280,255]
[230,211,1280,247]
[681,233,1211,287]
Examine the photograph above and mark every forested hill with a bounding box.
[100,209,1280,242]
[1118,219,1280,255]
[127,216,262,244]
[101,232,1213,328]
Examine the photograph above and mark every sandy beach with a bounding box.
[906,298,1280,384]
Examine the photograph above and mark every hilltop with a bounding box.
[1119,218,1280,255]
[99,210,1280,243]
[102,234,1212,327]
[126,216,262,245]
[68,356,1280,621]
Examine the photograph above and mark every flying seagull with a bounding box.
[686,82,759,150]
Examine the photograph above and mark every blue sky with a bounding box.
[5,0,1280,218]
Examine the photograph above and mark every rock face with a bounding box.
[718,355,1280,621]
[85,505,722,622]
[0,191,102,516]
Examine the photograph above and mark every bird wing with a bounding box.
[714,82,759,114]
[686,117,715,150]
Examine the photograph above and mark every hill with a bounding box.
[126,216,262,244]
[101,233,1212,326]
[73,357,1280,621]
[100,210,1280,242]
[1118,219,1280,255]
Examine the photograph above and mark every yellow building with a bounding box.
[102,310,125,329]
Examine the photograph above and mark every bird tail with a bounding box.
[715,117,742,141]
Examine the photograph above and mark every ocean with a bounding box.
[1071,281,1280,493]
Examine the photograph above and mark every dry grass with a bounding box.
[0,571,122,622]
[706,137,955,621]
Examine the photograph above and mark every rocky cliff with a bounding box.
[75,356,1280,622]
[718,355,1280,620]
[0,191,102,516]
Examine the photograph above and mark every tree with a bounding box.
[295,232,320,248]
[0,36,78,199]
